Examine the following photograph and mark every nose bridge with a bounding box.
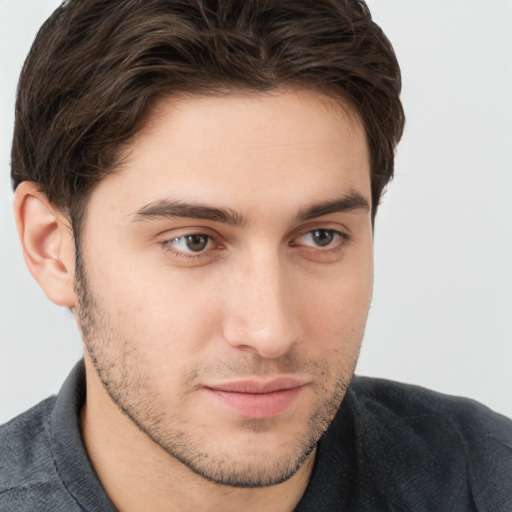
[223,245,299,358]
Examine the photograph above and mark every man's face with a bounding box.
[76,90,373,487]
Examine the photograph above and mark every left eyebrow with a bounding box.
[297,192,370,220]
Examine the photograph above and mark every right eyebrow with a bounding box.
[133,199,247,226]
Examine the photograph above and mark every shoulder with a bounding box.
[0,397,79,510]
[351,375,510,417]
[0,396,57,487]
[348,376,512,509]
[350,375,512,441]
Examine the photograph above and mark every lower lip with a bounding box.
[204,386,303,419]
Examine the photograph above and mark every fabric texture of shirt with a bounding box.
[1,360,511,511]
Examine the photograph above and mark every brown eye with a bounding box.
[168,234,212,253]
[292,229,347,250]
[311,229,335,247]
[184,234,209,252]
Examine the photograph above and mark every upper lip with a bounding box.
[205,377,309,394]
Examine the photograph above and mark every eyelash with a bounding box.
[161,228,349,261]
[162,233,219,260]
[289,229,349,251]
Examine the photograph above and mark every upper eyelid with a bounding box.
[293,218,351,235]
[292,228,347,246]
[154,216,350,236]
[294,226,349,241]
[297,227,346,236]
[158,226,220,243]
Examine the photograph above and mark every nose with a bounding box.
[222,249,302,359]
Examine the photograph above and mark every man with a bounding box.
[1,0,510,510]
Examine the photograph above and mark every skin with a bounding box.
[15,89,373,512]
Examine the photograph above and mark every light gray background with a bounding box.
[1,0,511,424]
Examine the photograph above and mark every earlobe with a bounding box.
[13,182,77,308]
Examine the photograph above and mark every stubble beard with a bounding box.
[74,251,360,488]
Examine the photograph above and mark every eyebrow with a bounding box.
[135,199,246,226]
[297,192,370,220]
[134,191,370,225]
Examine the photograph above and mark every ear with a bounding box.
[13,182,77,308]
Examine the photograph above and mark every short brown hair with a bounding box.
[11,0,404,227]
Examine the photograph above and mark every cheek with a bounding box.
[131,289,222,350]
[297,251,373,348]
[90,256,225,358]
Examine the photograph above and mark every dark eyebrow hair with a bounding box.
[134,199,246,226]
[134,191,369,226]
[297,192,370,220]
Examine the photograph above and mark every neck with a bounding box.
[80,364,315,512]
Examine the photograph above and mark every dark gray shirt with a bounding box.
[1,361,511,511]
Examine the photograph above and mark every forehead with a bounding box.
[90,89,371,218]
